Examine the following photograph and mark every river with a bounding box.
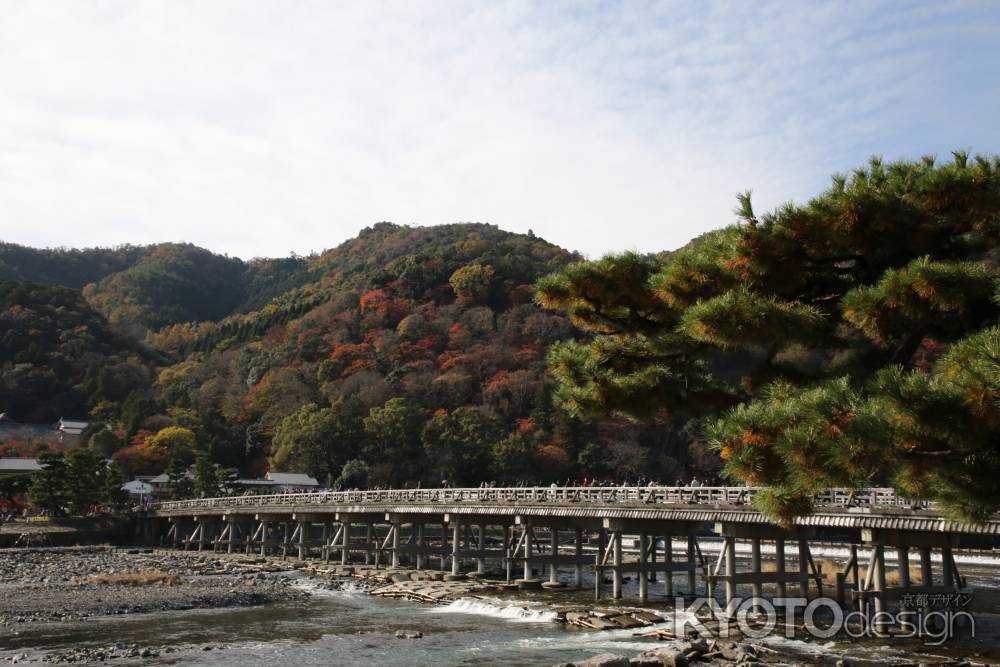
[2,543,999,665]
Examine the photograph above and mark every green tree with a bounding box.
[537,152,1000,522]
[490,430,535,481]
[334,459,369,490]
[363,398,424,484]
[149,426,198,461]
[192,451,220,498]
[449,263,496,302]
[166,456,193,500]
[102,465,130,511]
[89,427,123,459]
[29,451,69,515]
[422,406,502,485]
[65,447,104,515]
[270,400,364,485]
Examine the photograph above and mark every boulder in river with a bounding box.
[395,629,423,639]
[633,647,689,667]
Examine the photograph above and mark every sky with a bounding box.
[1,1,999,260]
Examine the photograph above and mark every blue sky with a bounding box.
[1,1,998,259]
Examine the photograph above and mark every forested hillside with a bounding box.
[0,224,702,489]
[0,242,319,332]
[0,281,152,423]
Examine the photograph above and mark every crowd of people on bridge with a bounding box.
[328,476,725,492]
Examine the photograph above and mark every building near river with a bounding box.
[0,457,42,478]
[147,469,320,497]
[0,414,89,445]
[264,471,320,493]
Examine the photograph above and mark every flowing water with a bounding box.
[2,544,1000,666]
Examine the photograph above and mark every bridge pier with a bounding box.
[709,523,816,618]
[854,529,968,631]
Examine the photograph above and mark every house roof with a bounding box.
[265,472,319,486]
[0,458,43,473]
[122,480,153,493]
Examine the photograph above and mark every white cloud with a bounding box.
[1,0,998,259]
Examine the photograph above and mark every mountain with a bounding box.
[0,224,700,488]
[0,280,153,424]
[0,242,318,332]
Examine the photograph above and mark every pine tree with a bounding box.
[29,452,69,515]
[101,465,130,512]
[166,456,193,500]
[537,152,1000,523]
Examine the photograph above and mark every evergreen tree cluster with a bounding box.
[537,152,1000,522]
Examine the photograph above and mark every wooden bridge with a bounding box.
[142,486,998,616]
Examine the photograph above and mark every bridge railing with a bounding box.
[153,486,929,513]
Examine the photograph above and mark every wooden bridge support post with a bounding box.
[611,531,622,600]
[797,536,810,597]
[638,532,648,602]
[523,524,533,580]
[246,521,257,555]
[212,523,223,553]
[503,525,512,582]
[440,523,449,571]
[477,524,486,575]
[260,520,270,556]
[849,544,860,599]
[227,519,238,554]
[341,521,351,565]
[751,537,763,606]
[549,528,559,584]
[415,523,424,570]
[364,524,373,565]
[775,538,787,598]
[897,545,910,589]
[648,534,656,584]
[724,536,737,616]
[686,535,697,595]
[873,543,887,633]
[664,535,673,596]
[451,521,462,575]
[198,521,209,552]
[297,521,307,560]
[919,546,932,585]
[574,529,583,589]
[392,521,401,568]
[943,545,955,588]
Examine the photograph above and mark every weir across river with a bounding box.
[143,486,999,617]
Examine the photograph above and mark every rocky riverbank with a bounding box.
[0,547,307,636]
